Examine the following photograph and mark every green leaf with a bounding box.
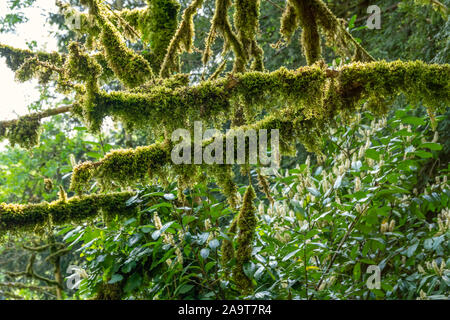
[419,142,442,151]
[209,239,220,250]
[151,230,161,240]
[282,248,301,261]
[200,248,210,259]
[353,262,361,281]
[108,274,123,284]
[178,284,194,294]
[182,215,197,225]
[414,150,433,159]
[124,273,142,293]
[405,242,419,257]
[365,149,380,161]
[402,116,426,126]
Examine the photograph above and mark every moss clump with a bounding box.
[65,42,102,86]
[208,165,238,208]
[98,17,153,88]
[337,60,450,115]
[160,0,205,77]
[93,282,123,300]
[70,161,98,195]
[79,0,153,88]
[4,116,42,149]
[44,179,53,193]
[80,64,327,132]
[234,0,264,71]
[0,192,136,233]
[70,141,171,193]
[233,184,257,294]
[280,3,299,43]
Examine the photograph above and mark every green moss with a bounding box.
[220,215,238,266]
[290,0,322,65]
[80,65,327,132]
[309,0,374,62]
[44,179,53,193]
[233,184,257,294]
[280,3,299,43]
[70,141,171,193]
[337,60,450,115]
[160,0,205,77]
[208,165,238,208]
[234,0,264,71]
[79,0,153,88]
[5,116,42,149]
[70,161,98,195]
[93,282,123,300]
[0,192,136,233]
[204,0,247,73]
[99,17,153,88]
[146,0,180,73]
[0,44,63,72]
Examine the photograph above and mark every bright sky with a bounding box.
[0,0,59,121]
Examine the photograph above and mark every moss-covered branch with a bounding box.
[160,0,205,77]
[0,192,136,233]
[1,61,448,150]
[0,105,73,149]
[69,60,449,196]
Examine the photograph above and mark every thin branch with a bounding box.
[0,105,73,128]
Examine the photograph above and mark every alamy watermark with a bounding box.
[171,121,280,171]
[366,265,381,289]
[366,5,381,30]
[66,265,87,290]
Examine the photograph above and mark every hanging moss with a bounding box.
[65,42,102,85]
[159,0,205,77]
[204,0,247,73]
[289,0,322,65]
[234,0,264,71]
[146,0,180,73]
[233,184,257,294]
[70,141,172,193]
[98,18,153,88]
[79,0,153,88]
[256,170,273,204]
[309,0,374,62]
[208,165,238,208]
[0,192,136,233]
[280,3,299,43]
[70,161,99,195]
